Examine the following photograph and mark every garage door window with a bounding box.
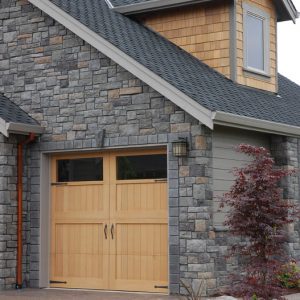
[117,154,167,180]
[57,157,103,182]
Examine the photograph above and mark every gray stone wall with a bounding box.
[0,134,32,289]
[271,136,300,260]
[0,0,215,294]
[1,0,298,297]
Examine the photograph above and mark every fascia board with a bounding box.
[28,0,214,129]
[112,0,212,15]
[212,111,300,137]
[282,0,298,23]
[105,0,114,9]
[7,122,45,136]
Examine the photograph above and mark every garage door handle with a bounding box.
[111,224,114,239]
[104,224,108,239]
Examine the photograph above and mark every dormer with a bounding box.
[109,0,298,93]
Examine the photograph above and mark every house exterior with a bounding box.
[0,0,299,296]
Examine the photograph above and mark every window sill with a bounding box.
[243,67,271,79]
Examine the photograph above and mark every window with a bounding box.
[243,3,270,75]
[116,154,167,180]
[57,157,103,182]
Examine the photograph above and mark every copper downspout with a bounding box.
[16,133,36,289]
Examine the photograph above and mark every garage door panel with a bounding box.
[52,184,108,220]
[114,182,167,219]
[51,223,109,288]
[110,223,168,292]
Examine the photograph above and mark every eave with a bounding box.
[109,0,212,15]
[212,111,300,137]
[0,118,45,137]
[276,0,298,22]
[110,0,298,22]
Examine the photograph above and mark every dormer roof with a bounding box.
[108,0,298,22]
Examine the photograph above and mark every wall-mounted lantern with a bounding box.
[172,138,188,157]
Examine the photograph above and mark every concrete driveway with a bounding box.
[0,289,180,300]
[0,289,299,300]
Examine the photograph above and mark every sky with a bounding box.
[278,1,300,85]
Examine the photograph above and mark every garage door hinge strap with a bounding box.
[50,280,67,284]
[51,183,68,186]
[154,285,168,289]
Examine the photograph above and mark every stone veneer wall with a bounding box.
[270,136,300,260]
[0,0,215,294]
[0,0,298,296]
[0,134,32,289]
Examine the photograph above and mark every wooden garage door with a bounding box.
[50,149,168,293]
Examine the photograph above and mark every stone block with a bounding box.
[187,240,206,253]
[107,89,119,99]
[179,166,189,177]
[119,87,142,95]
[49,36,62,45]
[195,220,206,232]
[0,60,9,70]
[190,165,205,177]
[119,124,139,135]
[3,31,17,43]
[188,264,207,272]
[34,56,51,64]
[195,136,207,150]
[171,123,191,133]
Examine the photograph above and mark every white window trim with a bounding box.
[243,3,270,76]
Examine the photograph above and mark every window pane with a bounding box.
[246,13,264,70]
[57,158,103,182]
[117,154,167,180]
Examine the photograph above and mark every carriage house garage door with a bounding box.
[50,149,168,293]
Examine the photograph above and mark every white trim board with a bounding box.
[28,0,214,130]
[282,0,298,23]
[212,111,300,137]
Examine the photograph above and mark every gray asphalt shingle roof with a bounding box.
[0,94,39,125]
[50,0,300,127]
[110,0,152,7]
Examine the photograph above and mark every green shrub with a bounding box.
[278,261,300,289]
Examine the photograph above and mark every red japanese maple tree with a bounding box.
[221,144,299,299]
